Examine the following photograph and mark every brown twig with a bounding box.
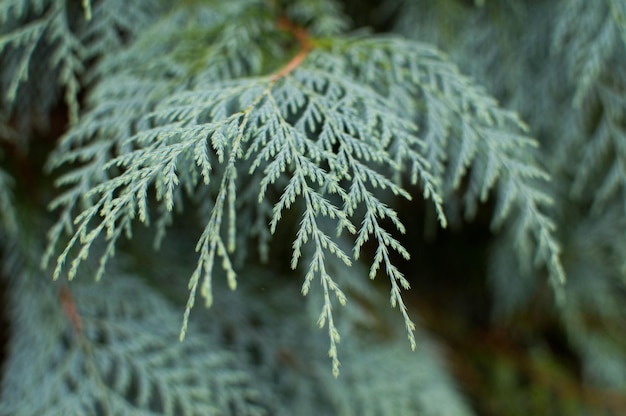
[272,17,312,80]
[59,285,83,334]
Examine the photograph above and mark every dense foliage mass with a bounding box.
[0,0,625,414]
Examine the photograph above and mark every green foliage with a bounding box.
[0,0,624,414]
[0,267,271,416]
[0,162,17,236]
[0,0,84,126]
[553,0,626,215]
[43,1,562,376]
[394,0,626,401]
[141,239,474,415]
[0,0,162,129]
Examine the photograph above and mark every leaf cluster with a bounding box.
[44,0,563,373]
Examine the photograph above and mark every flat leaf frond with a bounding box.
[47,11,570,375]
[334,35,563,286]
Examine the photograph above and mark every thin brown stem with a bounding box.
[273,17,312,80]
[59,285,83,334]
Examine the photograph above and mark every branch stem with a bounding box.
[273,17,312,80]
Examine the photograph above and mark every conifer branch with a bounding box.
[43,0,565,377]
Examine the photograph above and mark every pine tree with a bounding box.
[0,0,624,414]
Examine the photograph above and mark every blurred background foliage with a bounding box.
[0,0,626,414]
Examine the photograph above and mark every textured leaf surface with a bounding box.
[0,272,270,416]
[44,1,564,371]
